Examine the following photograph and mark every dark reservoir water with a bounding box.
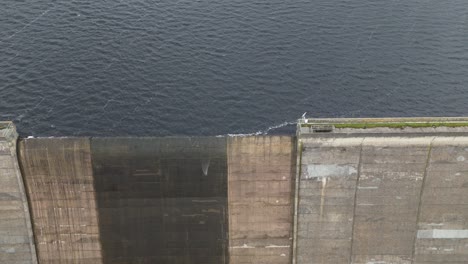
[1,0,468,136]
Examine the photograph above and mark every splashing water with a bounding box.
[221,120,297,137]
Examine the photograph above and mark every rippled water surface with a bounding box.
[1,0,468,136]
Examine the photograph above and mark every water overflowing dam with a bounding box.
[1,118,468,263]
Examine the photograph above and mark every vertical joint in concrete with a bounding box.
[411,137,435,264]
[349,138,365,263]
[292,137,302,264]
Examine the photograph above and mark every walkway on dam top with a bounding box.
[298,117,468,135]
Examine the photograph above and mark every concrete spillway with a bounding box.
[1,118,468,263]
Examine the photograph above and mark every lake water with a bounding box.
[1,0,468,136]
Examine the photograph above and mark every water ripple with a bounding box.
[1,0,468,136]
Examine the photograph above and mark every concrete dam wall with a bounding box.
[19,138,102,263]
[1,118,468,263]
[0,123,37,264]
[15,134,295,264]
[90,138,228,264]
[296,118,468,264]
[228,136,295,264]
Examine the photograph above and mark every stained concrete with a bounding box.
[0,122,37,264]
[18,138,103,264]
[90,137,228,264]
[297,137,361,264]
[296,118,468,264]
[351,137,430,264]
[4,117,468,264]
[413,137,468,263]
[227,136,295,264]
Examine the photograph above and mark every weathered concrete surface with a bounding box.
[297,120,468,264]
[91,138,228,264]
[227,136,295,264]
[413,137,468,264]
[0,122,37,264]
[297,137,361,264]
[18,138,103,264]
[351,137,430,264]
[5,116,468,264]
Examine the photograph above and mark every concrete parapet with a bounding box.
[0,122,37,264]
[227,136,295,264]
[18,138,103,264]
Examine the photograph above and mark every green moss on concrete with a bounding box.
[334,122,468,129]
[300,122,468,129]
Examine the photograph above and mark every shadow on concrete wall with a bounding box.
[90,137,228,264]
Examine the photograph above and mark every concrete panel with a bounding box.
[0,123,37,264]
[414,137,468,263]
[91,137,227,264]
[298,124,468,264]
[18,138,102,264]
[227,136,295,264]
[351,138,431,263]
[296,137,361,264]
[296,135,444,264]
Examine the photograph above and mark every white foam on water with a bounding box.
[219,120,296,137]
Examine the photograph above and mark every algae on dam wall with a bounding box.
[90,138,228,264]
[0,123,37,264]
[227,136,295,264]
[18,138,103,264]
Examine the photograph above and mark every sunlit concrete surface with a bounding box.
[228,136,295,264]
[0,122,37,264]
[18,138,103,264]
[295,118,468,264]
